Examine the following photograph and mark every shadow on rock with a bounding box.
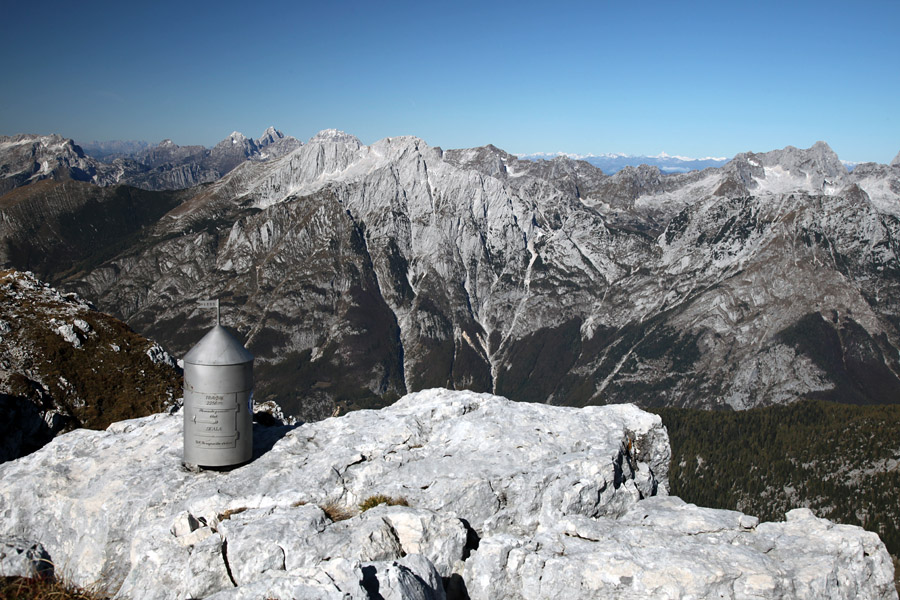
[251,420,300,461]
[0,394,56,464]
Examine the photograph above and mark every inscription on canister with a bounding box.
[183,323,254,468]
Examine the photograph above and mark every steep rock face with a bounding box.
[209,131,261,174]
[0,270,181,462]
[69,133,652,417]
[256,126,303,157]
[0,390,894,600]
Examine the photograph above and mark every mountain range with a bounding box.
[2,130,900,423]
[0,127,302,195]
[517,151,731,174]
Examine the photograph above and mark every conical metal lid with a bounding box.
[183,325,254,366]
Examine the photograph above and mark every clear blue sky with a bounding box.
[1,0,898,163]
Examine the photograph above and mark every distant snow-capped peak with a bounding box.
[516,150,731,174]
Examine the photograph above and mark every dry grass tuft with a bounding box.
[358,494,409,513]
[320,501,353,522]
[0,575,108,600]
[216,507,249,522]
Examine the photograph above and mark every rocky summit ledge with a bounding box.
[0,389,895,599]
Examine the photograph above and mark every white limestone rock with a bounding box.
[463,496,897,600]
[0,538,52,578]
[0,389,894,600]
[146,342,177,368]
[0,389,665,598]
[49,318,82,348]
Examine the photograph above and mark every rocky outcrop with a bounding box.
[92,129,301,192]
[0,134,102,196]
[0,389,894,599]
[464,499,895,599]
[111,128,303,191]
[256,126,303,157]
[0,270,182,462]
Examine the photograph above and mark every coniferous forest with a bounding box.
[655,400,900,565]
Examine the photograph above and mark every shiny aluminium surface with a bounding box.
[183,325,254,468]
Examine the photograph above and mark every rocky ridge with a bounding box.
[0,269,182,462]
[0,389,894,599]
[0,129,303,195]
[37,133,900,419]
[97,128,303,191]
[3,132,900,419]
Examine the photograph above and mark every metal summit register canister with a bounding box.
[183,321,254,468]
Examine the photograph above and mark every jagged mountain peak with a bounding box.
[7,127,900,420]
[724,141,848,197]
[214,131,254,149]
[443,143,517,175]
[0,133,98,195]
[1,132,66,146]
[256,126,284,147]
[612,163,663,178]
[892,150,900,167]
[255,127,302,157]
[309,129,362,146]
[748,141,846,176]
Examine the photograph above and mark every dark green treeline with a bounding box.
[654,400,900,557]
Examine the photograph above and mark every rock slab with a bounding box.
[0,389,895,599]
